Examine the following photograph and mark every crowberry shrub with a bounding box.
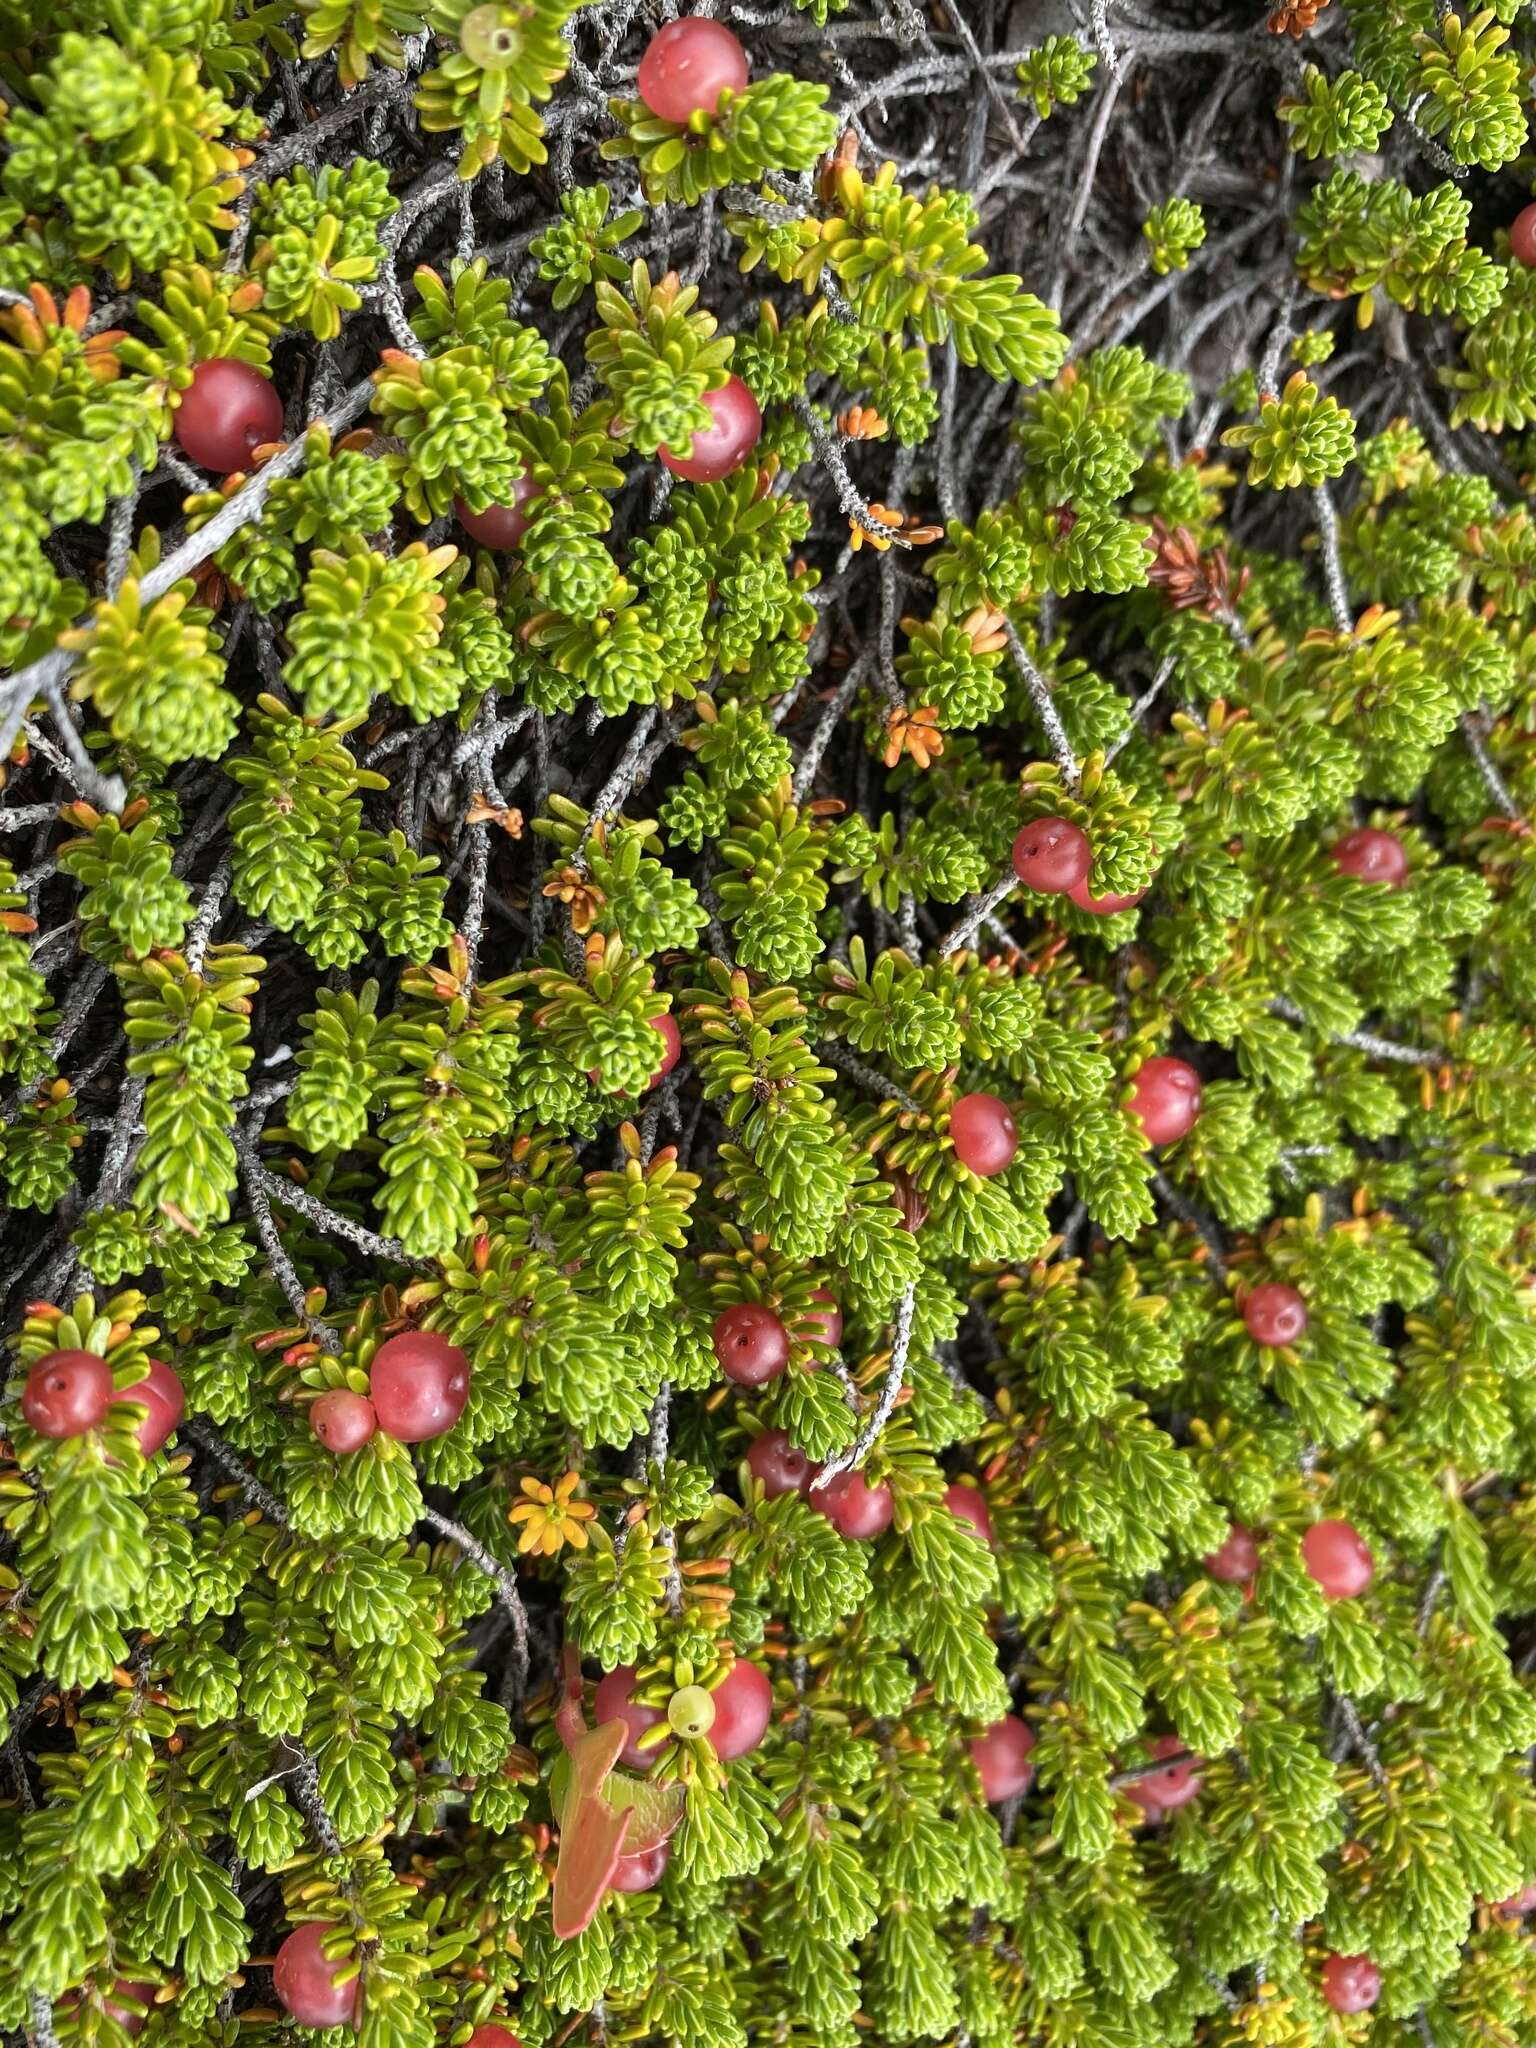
[7,2,1536,2044]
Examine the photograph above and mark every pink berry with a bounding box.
[810,1465,894,1539]
[369,1330,470,1442]
[594,1665,665,1769]
[610,1841,670,1893]
[1321,1953,1381,2015]
[273,1922,358,2029]
[1302,1518,1374,1599]
[802,1288,843,1350]
[309,1389,378,1454]
[174,358,284,473]
[1332,827,1407,887]
[1512,203,1536,267]
[1496,1883,1536,1914]
[712,1304,790,1387]
[944,1482,994,1548]
[746,1428,812,1498]
[659,375,762,484]
[121,1359,185,1457]
[467,2029,522,2048]
[102,1981,156,2036]
[1242,1282,1308,1348]
[1125,1735,1202,1820]
[454,475,541,550]
[20,1350,114,1439]
[636,16,748,123]
[651,1012,683,1080]
[970,1715,1035,1802]
[1126,1056,1202,1146]
[1011,817,1092,894]
[1066,871,1147,915]
[949,1092,1018,1177]
[1204,1523,1260,1583]
[708,1659,773,1759]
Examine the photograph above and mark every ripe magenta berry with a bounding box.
[1067,871,1147,914]
[1204,1523,1261,1583]
[1321,1953,1381,2015]
[454,475,541,550]
[1496,1883,1536,1914]
[610,1841,670,1893]
[1302,1518,1374,1599]
[944,1482,995,1547]
[746,1428,812,1498]
[1124,1736,1202,1820]
[121,1359,185,1456]
[309,1389,378,1454]
[810,1465,894,1539]
[970,1714,1035,1801]
[659,375,762,483]
[174,358,284,473]
[594,1665,665,1768]
[650,1013,683,1084]
[1242,1282,1308,1348]
[707,1658,773,1759]
[20,1350,114,1439]
[637,17,748,122]
[1332,827,1408,887]
[1126,1056,1202,1146]
[1011,817,1092,893]
[369,1330,470,1442]
[712,1304,790,1387]
[273,1922,358,2029]
[949,1091,1018,1177]
[1512,203,1536,267]
[802,1288,843,1349]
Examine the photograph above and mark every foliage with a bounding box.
[6,5,1536,2048]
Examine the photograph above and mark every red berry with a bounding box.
[1125,1735,1202,1820]
[273,1922,358,2029]
[309,1389,378,1454]
[1496,1883,1536,1914]
[1066,871,1147,915]
[1242,1282,1308,1348]
[949,1092,1018,1177]
[810,1465,894,1539]
[1512,203,1536,267]
[708,1659,773,1759]
[102,1982,156,2036]
[454,475,541,550]
[1321,1953,1381,2015]
[1012,817,1092,894]
[712,1304,790,1387]
[1302,1518,1374,1599]
[594,1665,665,1769]
[610,1841,670,1893]
[1332,827,1408,887]
[659,375,762,483]
[746,1428,812,1498]
[649,1013,683,1085]
[369,1330,470,1442]
[1204,1523,1260,1583]
[20,1350,114,1439]
[174,358,284,473]
[637,17,748,122]
[1126,1056,1202,1146]
[802,1288,843,1350]
[121,1359,184,1457]
[944,1482,995,1548]
[970,1714,1035,1802]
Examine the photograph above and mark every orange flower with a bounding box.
[508,1472,597,1556]
[837,404,888,441]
